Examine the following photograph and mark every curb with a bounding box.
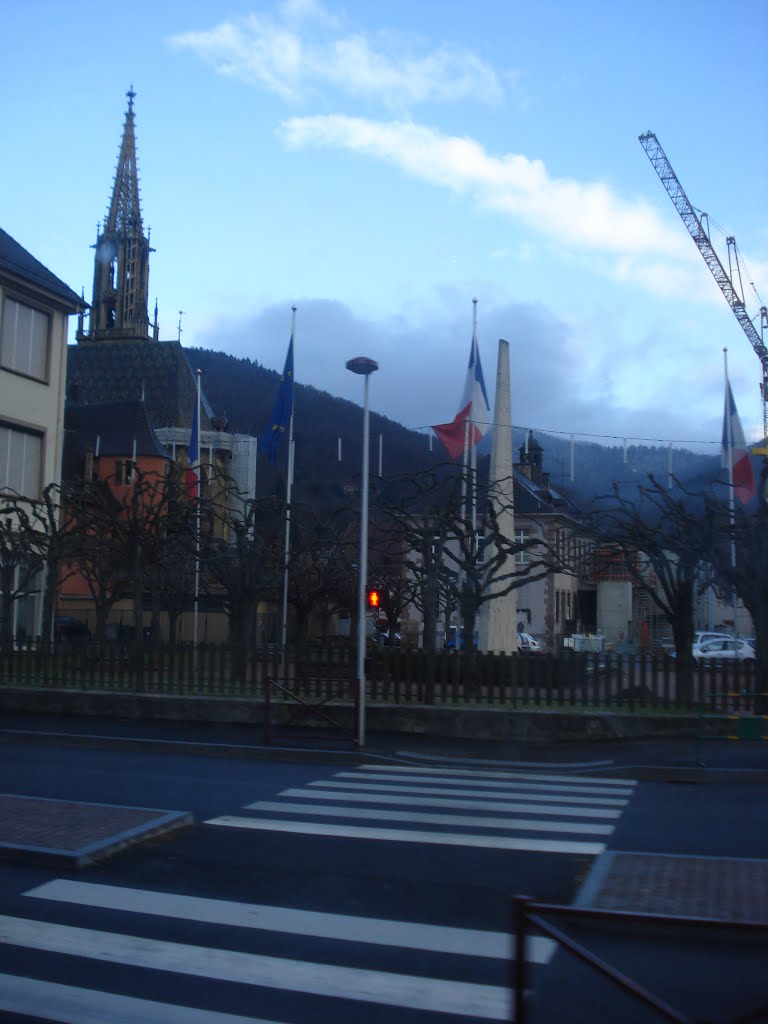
[0,794,193,868]
[2,726,767,781]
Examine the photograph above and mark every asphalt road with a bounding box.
[0,740,765,1022]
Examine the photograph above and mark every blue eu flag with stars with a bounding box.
[259,336,294,466]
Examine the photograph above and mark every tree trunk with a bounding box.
[670,582,696,705]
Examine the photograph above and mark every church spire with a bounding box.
[82,87,154,342]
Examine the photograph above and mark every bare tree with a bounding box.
[285,507,356,643]
[699,463,768,687]
[63,479,130,642]
[372,466,553,652]
[590,478,707,701]
[0,497,45,649]
[202,494,284,657]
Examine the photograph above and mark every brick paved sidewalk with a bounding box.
[578,850,768,923]
[0,794,192,868]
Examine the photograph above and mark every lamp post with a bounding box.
[346,356,379,747]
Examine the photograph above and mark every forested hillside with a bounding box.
[188,346,724,510]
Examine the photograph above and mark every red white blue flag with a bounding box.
[432,336,491,458]
[721,378,756,504]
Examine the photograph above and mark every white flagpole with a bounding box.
[280,307,297,674]
[461,300,478,527]
[723,348,737,632]
[470,299,479,546]
[193,369,201,669]
[458,301,478,649]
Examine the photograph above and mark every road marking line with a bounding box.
[248,800,613,835]
[206,816,606,855]
[362,765,636,787]
[309,780,629,807]
[26,879,555,963]
[0,971,274,1024]
[0,915,511,1020]
[336,770,635,797]
[273,788,624,818]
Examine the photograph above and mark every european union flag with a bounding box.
[259,336,294,465]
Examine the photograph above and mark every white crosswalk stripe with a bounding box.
[358,765,636,787]
[0,913,510,1020]
[305,779,628,806]
[206,763,636,855]
[0,972,274,1024]
[268,786,625,818]
[26,879,554,962]
[0,768,636,1022]
[3,880,528,1022]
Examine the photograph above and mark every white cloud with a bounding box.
[279,114,703,295]
[201,295,727,448]
[168,5,505,106]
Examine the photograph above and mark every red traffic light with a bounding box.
[367,589,381,608]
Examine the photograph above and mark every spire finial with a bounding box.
[126,85,136,110]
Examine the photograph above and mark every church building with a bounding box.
[65,89,257,510]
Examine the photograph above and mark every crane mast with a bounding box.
[639,131,768,445]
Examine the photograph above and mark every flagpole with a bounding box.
[470,299,478,543]
[280,307,297,675]
[723,348,739,635]
[193,368,201,671]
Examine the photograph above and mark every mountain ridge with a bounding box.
[186,345,726,509]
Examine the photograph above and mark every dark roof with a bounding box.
[0,227,83,310]
[64,400,171,460]
[66,340,214,431]
[514,467,581,519]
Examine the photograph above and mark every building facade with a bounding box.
[0,227,83,640]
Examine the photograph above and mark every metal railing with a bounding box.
[511,896,768,1023]
[262,674,359,746]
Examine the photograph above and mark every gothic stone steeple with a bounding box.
[81,88,155,342]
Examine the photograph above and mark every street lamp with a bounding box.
[346,355,379,747]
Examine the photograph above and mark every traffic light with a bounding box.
[367,589,381,609]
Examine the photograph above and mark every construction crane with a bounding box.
[639,131,768,450]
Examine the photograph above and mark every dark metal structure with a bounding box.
[639,131,768,442]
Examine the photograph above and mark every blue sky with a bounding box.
[3,0,767,454]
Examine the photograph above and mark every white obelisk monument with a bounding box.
[477,338,517,653]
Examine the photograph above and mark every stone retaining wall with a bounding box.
[0,687,719,743]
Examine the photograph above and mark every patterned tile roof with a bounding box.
[0,227,83,310]
[64,401,171,459]
[66,340,214,432]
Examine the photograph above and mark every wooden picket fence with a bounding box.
[0,640,763,714]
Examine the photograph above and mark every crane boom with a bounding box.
[639,132,768,371]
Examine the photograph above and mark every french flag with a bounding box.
[432,336,491,459]
[722,378,756,505]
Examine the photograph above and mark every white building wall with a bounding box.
[597,580,633,646]
[156,426,258,515]
[0,286,69,497]
[0,280,74,641]
[694,583,753,637]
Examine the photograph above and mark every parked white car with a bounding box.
[693,638,755,663]
[518,632,541,653]
[693,631,733,650]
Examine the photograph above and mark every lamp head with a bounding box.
[346,356,379,376]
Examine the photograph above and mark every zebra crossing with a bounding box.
[2,878,526,1022]
[0,765,636,1022]
[208,762,636,857]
